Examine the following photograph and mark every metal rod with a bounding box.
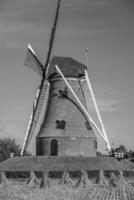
[55,65,107,142]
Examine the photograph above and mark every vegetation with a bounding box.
[115,145,134,159]
[0,138,134,199]
[0,137,30,162]
[97,144,134,159]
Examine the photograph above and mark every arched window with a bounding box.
[51,139,58,156]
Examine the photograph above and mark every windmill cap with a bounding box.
[47,56,87,79]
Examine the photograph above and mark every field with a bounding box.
[0,175,134,200]
[0,182,134,200]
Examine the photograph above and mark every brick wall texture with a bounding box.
[36,76,97,157]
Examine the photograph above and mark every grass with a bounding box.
[0,183,91,200]
[0,157,134,199]
[0,156,133,172]
[1,182,134,200]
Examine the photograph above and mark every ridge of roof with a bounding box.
[47,56,87,78]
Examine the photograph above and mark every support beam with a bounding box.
[55,65,107,144]
[85,70,111,151]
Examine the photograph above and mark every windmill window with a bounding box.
[58,88,68,98]
[78,72,84,77]
[63,87,68,97]
[55,120,66,129]
[51,139,58,156]
[58,90,62,94]
[94,140,97,149]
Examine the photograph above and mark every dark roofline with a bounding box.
[47,56,87,79]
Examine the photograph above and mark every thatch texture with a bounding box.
[59,172,74,186]
[48,57,87,78]
[0,156,131,172]
[118,170,128,186]
[109,173,118,187]
[120,159,134,170]
[76,170,92,188]
[0,172,8,190]
[40,172,50,188]
[96,170,108,185]
[26,171,40,187]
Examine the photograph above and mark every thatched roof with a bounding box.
[47,57,87,79]
[0,156,133,172]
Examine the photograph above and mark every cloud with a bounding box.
[96,99,123,112]
[85,86,125,112]
[0,20,49,49]
[0,0,133,50]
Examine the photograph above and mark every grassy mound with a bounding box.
[0,156,132,172]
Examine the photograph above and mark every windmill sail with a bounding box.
[43,0,61,74]
[21,81,50,155]
[21,0,61,155]
[24,44,43,76]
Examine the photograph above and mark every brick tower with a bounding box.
[36,56,97,157]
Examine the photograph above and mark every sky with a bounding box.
[0,0,134,154]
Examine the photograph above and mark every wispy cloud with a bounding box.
[96,98,123,112]
[0,0,133,50]
[85,86,125,112]
[0,20,49,49]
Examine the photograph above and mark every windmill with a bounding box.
[20,0,111,157]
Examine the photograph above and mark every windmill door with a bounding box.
[51,139,58,156]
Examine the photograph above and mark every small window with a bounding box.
[62,87,68,97]
[55,120,66,129]
[58,88,68,98]
[58,90,63,94]
[78,72,84,77]
[85,121,92,130]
